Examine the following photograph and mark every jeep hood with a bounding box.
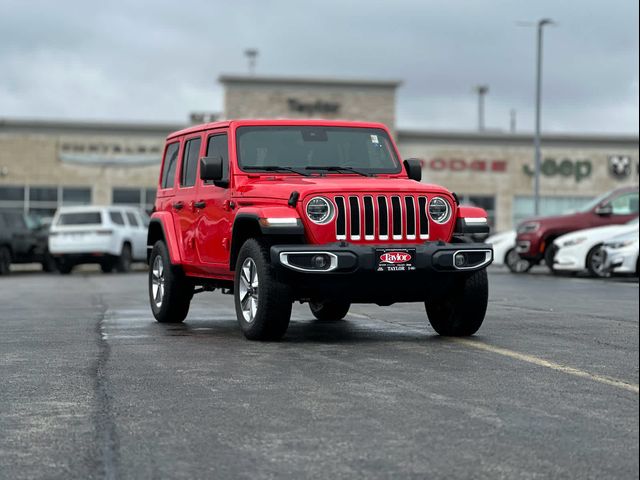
[236,176,452,201]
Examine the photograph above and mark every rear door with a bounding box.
[172,134,204,265]
[124,209,147,260]
[195,130,234,268]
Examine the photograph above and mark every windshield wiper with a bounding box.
[243,166,310,176]
[304,166,373,177]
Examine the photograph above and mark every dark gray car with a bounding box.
[0,211,55,274]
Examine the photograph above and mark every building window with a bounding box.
[513,196,591,227]
[113,188,142,205]
[0,186,25,202]
[458,195,496,229]
[112,187,156,213]
[0,185,92,221]
[62,187,92,205]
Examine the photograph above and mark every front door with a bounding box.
[195,131,234,268]
[172,134,203,265]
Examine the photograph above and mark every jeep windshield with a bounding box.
[236,126,401,175]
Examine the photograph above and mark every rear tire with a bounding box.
[425,269,488,336]
[100,262,114,274]
[586,244,608,278]
[148,241,193,323]
[505,248,532,273]
[116,243,132,273]
[56,258,74,275]
[309,300,350,321]
[41,251,58,273]
[234,239,292,341]
[544,244,558,275]
[0,246,11,275]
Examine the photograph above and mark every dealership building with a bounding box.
[0,74,638,231]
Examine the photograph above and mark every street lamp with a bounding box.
[532,19,554,215]
[474,85,489,131]
[244,49,258,75]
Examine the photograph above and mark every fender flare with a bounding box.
[229,207,305,269]
[147,212,181,265]
[454,206,490,236]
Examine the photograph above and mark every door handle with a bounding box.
[172,201,184,210]
[193,200,206,209]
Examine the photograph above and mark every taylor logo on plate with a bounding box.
[379,252,412,264]
[608,155,631,180]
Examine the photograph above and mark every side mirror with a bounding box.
[403,159,422,182]
[595,203,612,216]
[199,156,227,187]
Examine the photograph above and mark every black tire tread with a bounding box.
[149,241,192,323]
[310,300,351,321]
[425,269,488,336]
[235,239,292,341]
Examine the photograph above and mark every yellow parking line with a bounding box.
[454,338,639,394]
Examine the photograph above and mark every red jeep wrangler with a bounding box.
[147,120,493,340]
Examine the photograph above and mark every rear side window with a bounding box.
[109,211,125,225]
[125,211,140,227]
[181,137,202,187]
[57,212,102,225]
[161,142,180,189]
[205,134,229,185]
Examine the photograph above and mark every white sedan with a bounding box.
[552,218,638,277]
[602,230,639,276]
[485,230,532,273]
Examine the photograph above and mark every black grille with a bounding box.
[332,195,429,241]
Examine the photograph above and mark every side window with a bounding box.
[205,134,229,185]
[181,137,202,187]
[611,192,639,215]
[161,143,180,189]
[125,211,140,227]
[110,211,125,225]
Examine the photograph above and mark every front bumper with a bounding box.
[270,242,493,303]
[603,245,638,274]
[515,233,543,261]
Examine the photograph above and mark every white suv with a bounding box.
[49,205,149,274]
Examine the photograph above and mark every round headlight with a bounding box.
[306,197,334,224]
[428,197,451,224]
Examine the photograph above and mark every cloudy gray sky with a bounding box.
[1,0,638,134]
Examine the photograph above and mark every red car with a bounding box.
[146,120,493,340]
[516,186,639,270]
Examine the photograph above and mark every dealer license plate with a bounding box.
[375,248,416,272]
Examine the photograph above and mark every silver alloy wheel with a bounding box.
[239,257,259,323]
[151,255,165,307]
[506,248,531,273]
[589,247,608,277]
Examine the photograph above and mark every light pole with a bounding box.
[244,49,258,75]
[474,85,489,131]
[532,18,553,215]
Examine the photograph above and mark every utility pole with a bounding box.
[244,49,258,75]
[474,85,489,131]
[510,109,517,133]
[532,19,553,215]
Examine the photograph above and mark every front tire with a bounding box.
[505,248,532,273]
[309,300,350,321]
[425,269,488,336]
[148,241,193,323]
[234,239,292,341]
[0,246,11,275]
[586,244,608,278]
[544,244,558,274]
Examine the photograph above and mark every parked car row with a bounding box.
[488,186,639,278]
[0,206,149,275]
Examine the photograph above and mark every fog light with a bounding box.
[312,254,329,269]
[454,253,467,268]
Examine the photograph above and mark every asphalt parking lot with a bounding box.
[1,268,638,479]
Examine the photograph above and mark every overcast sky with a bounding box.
[1,0,638,134]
